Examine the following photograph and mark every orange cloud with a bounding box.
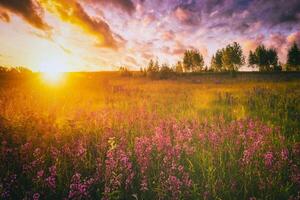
[0,0,50,30]
[39,0,118,49]
[0,9,9,22]
[287,31,300,45]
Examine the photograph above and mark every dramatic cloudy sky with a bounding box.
[0,0,300,71]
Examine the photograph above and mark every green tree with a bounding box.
[248,50,257,68]
[211,49,223,72]
[255,45,269,71]
[287,42,300,71]
[183,49,205,72]
[250,45,279,71]
[267,48,278,68]
[221,42,245,72]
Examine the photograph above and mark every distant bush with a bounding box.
[118,66,132,77]
[143,60,175,79]
[0,66,32,74]
[158,63,174,79]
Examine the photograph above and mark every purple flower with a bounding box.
[33,193,40,200]
[264,151,274,169]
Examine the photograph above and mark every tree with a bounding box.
[274,63,282,71]
[249,45,279,71]
[183,50,192,72]
[210,49,223,72]
[267,48,278,68]
[248,50,257,68]
[221,42,245,72]
[287,42,300,71]
[254,45,269,71]
[146,59,160,78]
[154,60,160,72]
[174,61,183,73]
[183,49,205,72]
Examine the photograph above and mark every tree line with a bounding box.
[0,66,32,74]
[134,42,300,77]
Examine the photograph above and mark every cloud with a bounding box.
[0,0,50,30]
[89,0,135,14]
[161,30,174,41]
[142,13,156,26]
[125,55,137,66]
[0,10,9,22]
[268,33,286,49]
[287,31,300,46]
[173,2,201,26]
[39,0,119,49]
[241,34,265,54]
[168,0,300,33]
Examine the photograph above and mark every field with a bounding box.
[0,72,300,199]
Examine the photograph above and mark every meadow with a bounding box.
[0,72,300,199]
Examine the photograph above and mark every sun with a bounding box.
[42,70,64,83]
[39,59,68,84]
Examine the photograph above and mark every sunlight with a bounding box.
[39,59,67,84]
[42,70,64,84]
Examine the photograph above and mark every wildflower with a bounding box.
[46,165,57,190]
[281,148,289,161]
[68,173,95,199]
[264,151,274,168]
[33,193,40,200]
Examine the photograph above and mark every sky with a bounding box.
[0,0,300,72]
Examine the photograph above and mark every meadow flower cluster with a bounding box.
[1,112,299,199]
[0,76,299,199]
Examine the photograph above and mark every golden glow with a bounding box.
[42,70,64,84]
[39,59,68,84]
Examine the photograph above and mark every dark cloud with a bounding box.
[87,0,135,14]
[249,0,300,27]
[0,0,50,30]
[168,0,300,33]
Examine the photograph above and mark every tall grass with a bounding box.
[0,74,299,199]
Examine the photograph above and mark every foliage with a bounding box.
[210,49,223,72]
[287,43,300,71]
[221,42,245,72]
[183,49,205,72]
[248,50,257,68]
[249,45,280,71]
[146,59,160,78]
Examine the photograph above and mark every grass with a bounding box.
[0,72,299,199]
